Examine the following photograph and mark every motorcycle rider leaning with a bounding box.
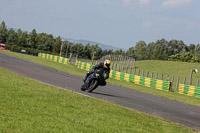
[83,60,111,86]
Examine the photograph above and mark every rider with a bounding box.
[83,60,111,86]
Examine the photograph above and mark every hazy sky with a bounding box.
[0,0,200,49]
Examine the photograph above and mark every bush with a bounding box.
[169,52,200,63]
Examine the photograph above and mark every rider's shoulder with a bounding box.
[98,62,104,66]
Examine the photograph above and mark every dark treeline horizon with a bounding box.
[1,21,200,63]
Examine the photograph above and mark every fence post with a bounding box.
[156,73,158,79]
[147,71,149,77]
[183,77,186,84]
[169,76,174,91]
[175,76,180,92]
[69,53,72,63]
[130,67,133,74]
[117,64,119,71]
[142,70,145,77]
[189,69,193,85]
[166,75,169,81]
[112,63,114,70]
[196,80,199,87]
[151,72,154,78]
[127,58,130,68]
[120,65,122,72]
[124,56,126,65]
[75,54,78,65]
[169,82,173,92]
[126,67,128,73]
[133,59,135,67]
[134,68,136,75]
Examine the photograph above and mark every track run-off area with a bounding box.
[0,52,200,131]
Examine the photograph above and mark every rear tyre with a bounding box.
[81,84,86,91]
[87,79,98,92]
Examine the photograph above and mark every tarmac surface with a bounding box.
[0,52,200,131]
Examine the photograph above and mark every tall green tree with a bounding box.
[91,44,102,59]
[127,47,136,58]
[113,49,125,56]
[167,40,188,56]
[28,29,37,48]
[52,36,62,54]
[135,41,147,60]
[146,42,155,59]
[82,43,92,59]
[195,44,200,53]
[6,28,17,45]
[0,21,7,43]
[152,39,168,60]
[152,44,165,60]
[188,44,195,54]
[16,29,28,48]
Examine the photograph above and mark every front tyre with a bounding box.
[87,79,98,92]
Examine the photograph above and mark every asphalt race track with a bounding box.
[0,52,200,131]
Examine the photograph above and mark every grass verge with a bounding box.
[1,50,200,107]
[0,67,197,132]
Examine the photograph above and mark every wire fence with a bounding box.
[89,55,200,92]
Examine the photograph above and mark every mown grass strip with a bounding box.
[1,50,200,107]
[0,68,196,133]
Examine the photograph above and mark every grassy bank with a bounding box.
[0,68,196,132]
[1,50,200,107]
[135,60,200,88]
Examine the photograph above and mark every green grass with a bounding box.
[135,60,200,78]
[1,50,200,107]
[0,68,197,133]
[110,60,200,80]
[111,60,200,89]
[136,60,200,82]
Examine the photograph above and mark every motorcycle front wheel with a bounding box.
[87,79,98,92]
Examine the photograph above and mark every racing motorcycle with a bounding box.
[81,69,106,92]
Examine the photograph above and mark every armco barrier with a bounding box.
[178,84,200,98]
[76,61,170,91]
[38,53,70,65]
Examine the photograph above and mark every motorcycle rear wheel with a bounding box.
[81,84,87,91]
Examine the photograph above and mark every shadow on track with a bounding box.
[92,91,124,98]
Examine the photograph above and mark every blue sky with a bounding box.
[0,0,200,49]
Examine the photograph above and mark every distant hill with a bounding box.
[62,38,126,51]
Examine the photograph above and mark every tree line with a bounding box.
[1,21,200,62]
[0,21,116,59]
[127,39,200,62]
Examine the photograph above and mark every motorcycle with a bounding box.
[81,69,106,92]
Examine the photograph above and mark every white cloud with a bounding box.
[139,0,150,4]
[123,0,130,6]
[162,0,191,8]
